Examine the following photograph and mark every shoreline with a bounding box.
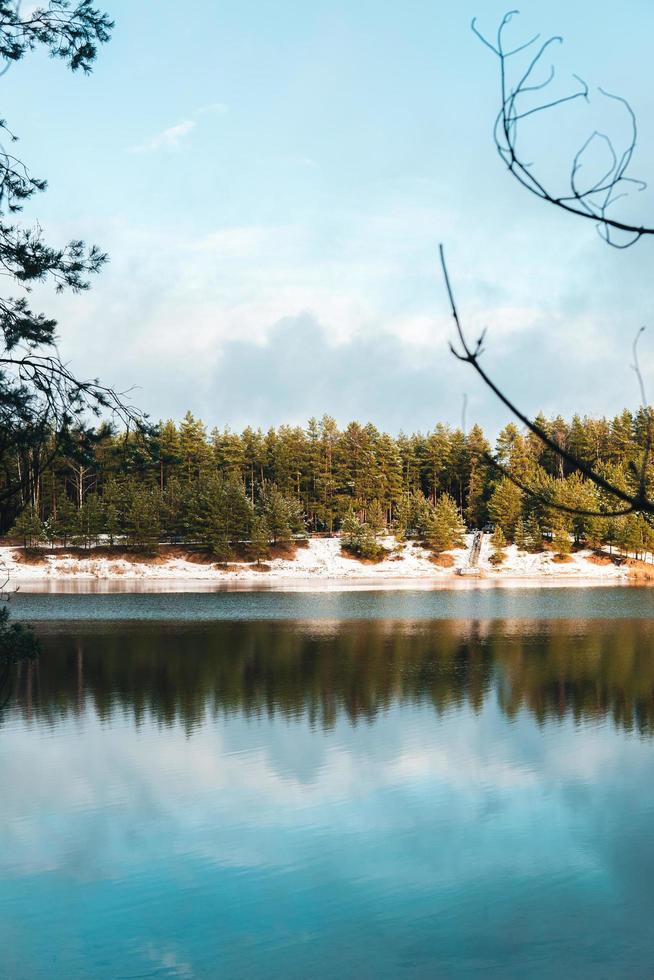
[1,536,644,593]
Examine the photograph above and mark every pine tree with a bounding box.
[178,411,211,482]
[488,478,524,542]
[50,495,78,547]
[77,494,103,549]
[157,420,181,490]
[466,457,487,529]
[260,486,305,545]
[339,508,384,560]
[376,432,404,524]
[9,506,44,549]
[340,508,360,548]
[423,424,451,502]
[250,516,270,564]
[125,487,161,552]
[242,426,266,504]
[393,495,411,541]
[551,517,572,556]
[525,513,543,553]
[356,523,385,560]
[490,525,506,565]
[514,517,527,551]
[617,515,640,558]
[424,493,466,554]
[104,502,121,547]
[366,500,386,536]
[198,477,254,557]
[555,474,600,545]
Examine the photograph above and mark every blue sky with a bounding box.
[7,0,654,432]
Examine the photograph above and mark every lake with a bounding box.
[2,589,654,978]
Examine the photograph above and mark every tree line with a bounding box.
[4,408,654,558]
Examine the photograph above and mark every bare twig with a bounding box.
[473,11,653,248]
[439,243,653,516]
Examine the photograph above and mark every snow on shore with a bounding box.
[0,535,631,589]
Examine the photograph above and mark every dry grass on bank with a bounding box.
[7,538,307,566]
[430,553,455,568]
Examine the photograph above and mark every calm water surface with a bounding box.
[2,590,654,978]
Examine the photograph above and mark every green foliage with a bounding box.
[514,517,527,551]
[0,0,128,513]
[489,525,507,565]
[260,486,305,545]
[366,500,386,536]
[250,516,270,563]
[198,477,254,558]
[488,478,524,542]
[551,518,572,556]
[9,505,44,548]
[340,508,386,561]
[423,493,466,554]
[393,490,431,540]
[75,494,103,549]
[4,409,654,562]
[125,487,161,552]
[525,513,543,553]
[48,495,78,546]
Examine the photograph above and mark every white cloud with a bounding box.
[32,194,654,433]
[128,102,228,154]
[194,102,229,116]
[129,119,196,154]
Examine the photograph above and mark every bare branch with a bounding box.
[474,11,653,248]
[439,244,654,516]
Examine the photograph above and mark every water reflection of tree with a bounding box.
[0,559,40,713]
[7,620,654,736]
[0,645,38,715]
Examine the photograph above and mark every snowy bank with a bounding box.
[0,535,633,590]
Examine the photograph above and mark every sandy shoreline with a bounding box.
[0,536,638,592]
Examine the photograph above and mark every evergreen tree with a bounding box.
[488,478,524,542]
[393,494,411,541]
[376,432,404,524]
[340,508,361,551]
[339,508,385,560]
[104,501,121,548]
[76,494,103,549]
[424,494,466,553]
[551,518,572,556]
[199,477,254,557]
[156,420,181,490]
[7,409,654,560]
[366,500,386,536]
[525,513,543,553]
[423,424,451,502]
[465,424,490,528]
[50,495,78,547]
[178,411,211,482]
[9,506,44,549]
[250,515,270,564]
[490,525,506,565]
[125,487,161,551]
[260,486,304,545]
[514,517,527,551]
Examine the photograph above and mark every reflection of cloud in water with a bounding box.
[3,619,654,978]
[2,687,652,885]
